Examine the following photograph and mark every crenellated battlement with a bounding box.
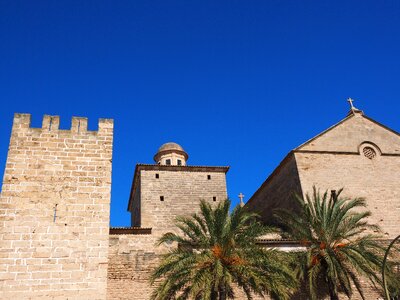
[1,112,114,299]
[12,113,113,135]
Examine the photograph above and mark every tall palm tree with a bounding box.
[150,199,297,300]
[275,187,387,300]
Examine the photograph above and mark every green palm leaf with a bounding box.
[275,186,396,300]
[151,199,297,300]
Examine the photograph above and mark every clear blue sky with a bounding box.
[1,1,399,226]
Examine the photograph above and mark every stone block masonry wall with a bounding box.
[107,234,160,300]
[112,166,229,299]
[0,113,113,299]
[245,154,303,225]
[140,169,228,237]
[107,233,382,300]
[107,234,272,300]
[295,152,400,239]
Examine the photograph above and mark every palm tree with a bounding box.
[275,187,387,300]
[150,199,297,300]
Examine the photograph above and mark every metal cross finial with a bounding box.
[347,97,355,109]
[238,193,245,207]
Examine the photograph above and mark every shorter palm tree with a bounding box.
[275,187,387,300]
[150,199,297,300]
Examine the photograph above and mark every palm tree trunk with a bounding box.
[211,289,218,300]
[219,286,227,300]
[327,279,339,300]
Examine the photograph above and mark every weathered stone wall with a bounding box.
[107,234,160,300]
[106,234,384,300]
[106,234,273,300]
[298,113,400,154]
[108,167,229,299]
[295,151,400,238]
[244,112,398,299]
[245,154,303,226]
[131,176,141,227]
[294,112,400,238]
[0,113,113,299]
[139,169,228,237]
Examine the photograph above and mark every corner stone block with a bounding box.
[42,115,60,131]
[98,118,114,134]
[71,117,88,134]
[12,113,31,130]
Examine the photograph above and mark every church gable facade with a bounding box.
[247,109,400,239]
[296,111,400,154]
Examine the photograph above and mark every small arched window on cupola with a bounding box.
[359,142,381,160]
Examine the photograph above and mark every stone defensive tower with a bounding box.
[128,142,229,235]
[0,114,113,299]
[107,142,229,299]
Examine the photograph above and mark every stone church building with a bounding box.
[0,104,399,299]
[247,106,400,240]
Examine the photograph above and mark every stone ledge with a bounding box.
[109,227,152,235]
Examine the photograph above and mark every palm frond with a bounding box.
[276,186,389,300]
[151,198,297,299]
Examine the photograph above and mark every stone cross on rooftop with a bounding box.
[347,97,355,109]
[346,97,363,115]
[238,193,245,207]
